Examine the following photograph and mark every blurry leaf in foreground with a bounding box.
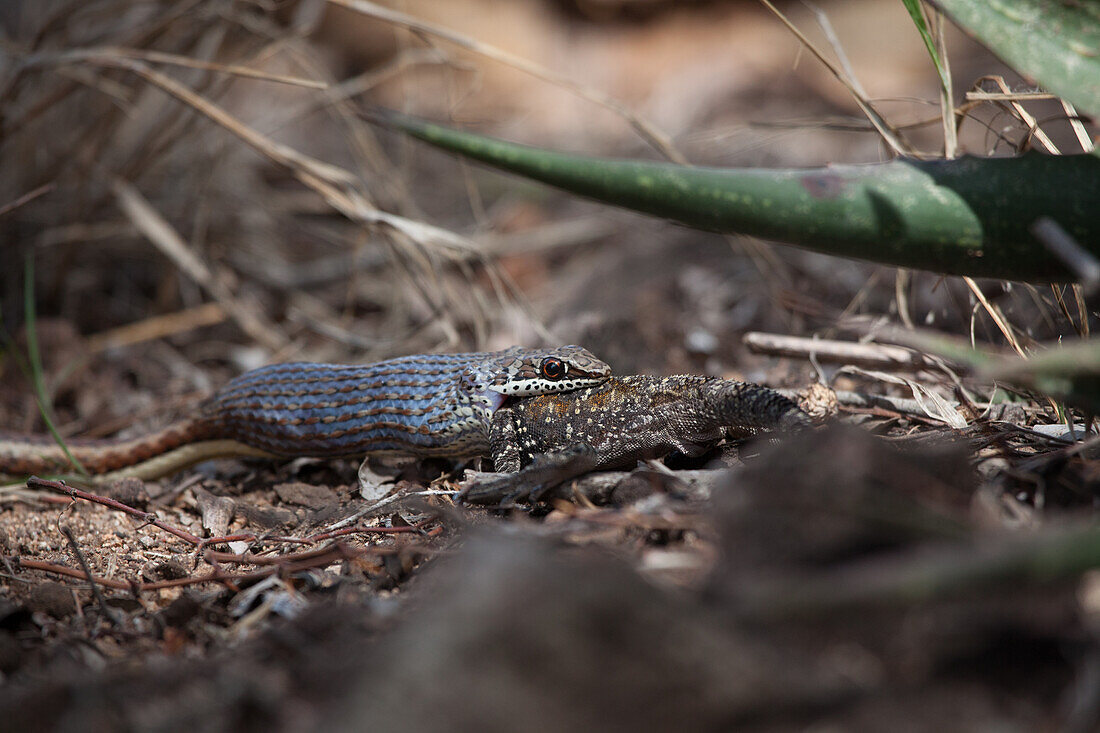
[887,329,1100,415]
[986,339,1100,415]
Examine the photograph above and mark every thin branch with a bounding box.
[59,525,122,627]
[0,183,54,218]
[743,331,944,370]
[28,477,203,545]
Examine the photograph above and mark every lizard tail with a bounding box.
[0,418,275,482]
[706,380,813,435]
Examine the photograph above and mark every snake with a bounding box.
[0,346,611,482]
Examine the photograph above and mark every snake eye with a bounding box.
[540,357,565,379]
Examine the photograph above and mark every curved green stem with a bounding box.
[374,110,1100,282]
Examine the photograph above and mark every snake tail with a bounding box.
[0,419,276,481]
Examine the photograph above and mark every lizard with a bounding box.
[0,346,611,483]
[462,374,813,504]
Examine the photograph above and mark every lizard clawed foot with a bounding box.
[459,445,600,506]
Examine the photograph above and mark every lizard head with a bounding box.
[485,345,611,402]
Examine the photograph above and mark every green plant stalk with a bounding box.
[901,1,958,157]
[375,111,1100,282]
[902,0,952,101]
[22,256,88,477]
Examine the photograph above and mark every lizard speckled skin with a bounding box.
[0,346,610,481]
[488,374,812,473]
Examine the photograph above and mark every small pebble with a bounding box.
[105,477,150,509]
[274,482,338,510]
[27,581,76,619]
[684,328,718,355]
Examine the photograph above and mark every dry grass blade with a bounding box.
[106,47,329,89]
[84,303,228,354]
[258,43,428,230]
[965,91,1056,102]
[79,49,515,339]
[841,366,968,428]
[325,0,688,165]
[895,269,915,329]
[98,55,357,185]
[802,2,868,98]
[295,169,477,255]
[111,178,288,351]
[79,52,481,256]
[1029,222,1098,341]
[962,276,1024,357]
[1062,100,1095,153]
[757,0,913,157]
[25,47,329,89]
[972,75,1060,153]
[1073,285,1090,338]
[0,184,55,218]
[271,47,450,130]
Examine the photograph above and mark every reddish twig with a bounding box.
[203,551,240,592]
[15,542,372,592]
[17,558,131,590]
[27,476,203,545]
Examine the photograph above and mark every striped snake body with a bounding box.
[0,346,611,481]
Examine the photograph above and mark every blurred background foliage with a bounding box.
[0,0,1095,428]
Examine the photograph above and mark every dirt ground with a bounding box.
[1,1,1098,731]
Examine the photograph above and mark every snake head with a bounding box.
[486,345,611,398]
